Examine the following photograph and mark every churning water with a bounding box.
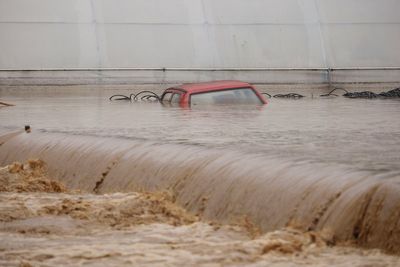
[0,87,400,266]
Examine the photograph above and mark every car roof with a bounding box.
[173,80,252,94]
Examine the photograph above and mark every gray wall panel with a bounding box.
[318,0,400,23]
[209,25,325,67]
[0,23,98,68]
[97,0,204,24]
[96,24,325,68]
[0,0,399,80]
[99,25,200,67]
[323,24,400,67]
[0,0,92,23]
[203,0,312,24]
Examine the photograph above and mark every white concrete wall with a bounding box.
[1,0,399,69]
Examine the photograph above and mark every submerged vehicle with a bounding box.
[109,80,269,106]
[160,80,267,107]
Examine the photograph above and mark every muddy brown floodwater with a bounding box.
[1,88,400,266]
[0,160,399,267]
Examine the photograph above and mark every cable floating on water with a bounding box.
[320,87,349,97]
[260,87,400,99]
[343,88,400,99]
[109,91,161,102]
[133,91,160,101]
[261,92,272,98]
[273,93,305,98]
[109,94,131,101]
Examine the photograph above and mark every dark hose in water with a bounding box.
[109,87,400,102]
[343,88,400,98]
[109,91,161,102]
[320,87,349,97]
[0,131,399,254]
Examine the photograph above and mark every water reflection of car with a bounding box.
[160,80,267,107]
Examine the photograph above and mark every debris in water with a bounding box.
[24,125,31,133]
[0,159,65,193]
[0,160,399,266]
[344,88,400,98]
[0,101,15,107]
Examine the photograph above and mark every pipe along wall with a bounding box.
[0,131,399,254]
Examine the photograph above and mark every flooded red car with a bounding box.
[160,80,267,107]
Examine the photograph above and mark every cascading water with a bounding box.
[1,131,399,253]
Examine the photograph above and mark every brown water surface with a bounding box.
[0,89,399,172]
[1,160,399,267]
[0,88,400,265]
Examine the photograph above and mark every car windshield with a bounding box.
[190,88,263,105]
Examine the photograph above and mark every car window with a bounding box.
[190,88,262,105]
[161,92,173,102]
[171,93,182,104]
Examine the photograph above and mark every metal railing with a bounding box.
[1,67,400,72]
